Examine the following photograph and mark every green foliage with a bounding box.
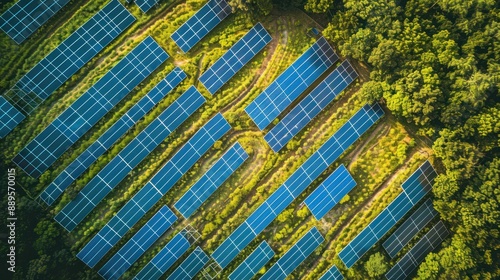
[365,252,388,277]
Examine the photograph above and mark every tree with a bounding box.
[365,252,388,277]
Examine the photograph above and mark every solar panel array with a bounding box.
[8,0,135,115]
[264,60,358,152]
[199,23,272,94]
[383,198,438,258]
[261,227,324,280]
[385,221,449,280]
[98,206,177,280]
[0,0,71,44]
[229,241,275,280]
[304,164,357,220]
[0,96,25,138]
[338,161,437,268]
[211,103,384,268]
[14,36,167,178]
[319,265,344,280]
[134,231,191,280]
[245,37,338,130]
[171,0,232,53]
[174,142,248,218]
[57,86,204,233]
[135,0,159,13]
[77,113,229,266]
[167,247,210,280]
[39,67,187,206]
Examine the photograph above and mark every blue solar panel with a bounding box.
[264,60,357,152]
[135,0,159,13]
[167,246,209,280]
[319,265,344,280]
[211,104,384,268]
[171,0,232,53]
[383,199,438,258]
[0,0,71,44]
[77,113,229,266]
[304,164,357,220]
[57,86,204,234]
[8,0,135,115]
[386,221,449,280]
[39,67,187,206]
[338,161,437,268]
[134,231,191,280]
[245,37,338,130]
[98,206,177,280]
[174,142,248,218]
[0,96,25,138]
[261,227,324,280]
[229,241,275,280]
[199,23,272,94]
[13,36,166,178]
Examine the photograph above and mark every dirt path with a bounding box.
[220,19,282,114]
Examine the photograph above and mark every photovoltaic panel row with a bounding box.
[135,0,159,13]
[229,241,275,280]
[98,206,177,280]
[264,60,358,152]
[211,103,384,268]
[383,198,438,258]
[166,247,209,280]
[245,37,338,130]
[319,265,344,280]
[134,231,191,280]
[57,86,204,233]
[0,0,70,44]
[174,142,248,219]
[304,164,356,220]
[9,0,135,115]
[338,160,437,268]
[199,23,272,94]
[171,0,232,53]
[386,221,449,280]
[77,113,229,266]
[261,227,324,280]
[39,67,187,206]
[14,36,167,178]
[0,96,25,138]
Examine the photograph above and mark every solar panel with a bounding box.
[13,36,167,178]
[199,23,272,94]
[383,199,438,258]
[264,60,357,152]
[7,0,135,115]
[77,113,229,266]
[338,161,437,268]
[39,67,187,206]
[261,227,324,280]
[304,164,357,220]
[0,96,25,138]
[319,265,344,280]
[245,37,338,130]
[229,241,275,280]
[385,221,449,280]
[171,0,232,53]
[174,142,248,218]
[98,206,177,280]
[135,0,159,13]
[56,86,204,234]
[211,103,384,268]
[134,231,191,280]
[0,0,71,44]
[166,246,209,280]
